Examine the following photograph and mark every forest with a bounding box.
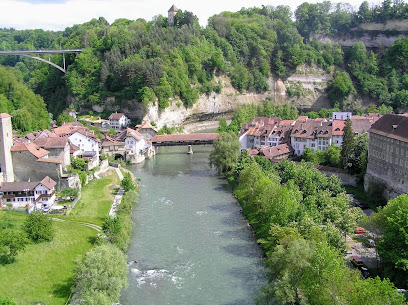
[0,0,408,131]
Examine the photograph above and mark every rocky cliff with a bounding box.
[311,19,408,48]
[96,72,333,130]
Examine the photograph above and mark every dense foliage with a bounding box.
[0,66,49,132]
[72,243,128,305]
[1,1,407,118]
[23,211,54,243]
[376,194,408,287]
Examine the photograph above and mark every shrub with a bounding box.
[23,211,54,243]
[121,172,136,192]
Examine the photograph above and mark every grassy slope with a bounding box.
[67,171,120,225]
[0,170,120,304]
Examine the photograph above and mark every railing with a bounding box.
[34,191,56,203]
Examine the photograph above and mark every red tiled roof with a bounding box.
[291,119,332,139]
[11,142,49,158]
[135,121,158,132]
[102,135,125,147]
[109,112,126,120]
[0,113,11,119]
[36,158,62,164]
[52,122,85,136]
[247,149,259,156]
[332,120,345,136]
[151,133,218,142]
[70,143,80,154]
[116,128,143,141]
[260,144,293,160]
[34,136,68,149]
[40,176,57,189]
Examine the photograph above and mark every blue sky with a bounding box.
[0,0,381,31]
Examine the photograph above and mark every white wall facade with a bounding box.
[69,132,99,159]
[125,136,146,155]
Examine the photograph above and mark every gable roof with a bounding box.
[11,142,49,158]
[135,121,158,132]
[40,176,57,190]
[108,112,126,120]
[260,144,293,160]
[0,176,56,192]
[52,122,85,136]
[369,114,408,142]
[102,135,125,147]
[116,128,143,141]
[34,136,68,149]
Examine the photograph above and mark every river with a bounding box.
[120,146,267,305]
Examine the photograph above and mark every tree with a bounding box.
[209,131,241,173]
[0,230,27,264]
[102,216,122,244]
[327,71,354,107]
[340,118,354,168]
[121,172,136,192]
[376,194,408,287]
[72,244,128,305]
[56,112,75,126]
[345,133,368,176]
[71,157,87,171]
[325,145,341,167]
[23,211,54,243]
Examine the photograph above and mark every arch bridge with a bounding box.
[0,49,83,73]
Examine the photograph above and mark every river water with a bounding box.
[120,146,267,305]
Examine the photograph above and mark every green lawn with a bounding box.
[67,170,119,225]
[0,170,120,304]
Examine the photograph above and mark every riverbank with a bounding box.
[0,170,120,304]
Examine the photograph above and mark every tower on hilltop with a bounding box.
[0,113,14,182]
[168,4,179,26]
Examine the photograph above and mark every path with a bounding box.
[109,167,124,217]
[51,217,102,232]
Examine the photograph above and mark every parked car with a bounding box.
[354,227,366,234]
[360,267,371,278]
[42,204,50,213]
[350,255,366,268]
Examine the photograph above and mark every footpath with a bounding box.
[109,167,124,217]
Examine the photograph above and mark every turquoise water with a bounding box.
[120,146,267,305]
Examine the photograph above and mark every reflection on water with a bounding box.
[120,146,267,305]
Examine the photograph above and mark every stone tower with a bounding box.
[168,4,179,26]
[0,113,14,182]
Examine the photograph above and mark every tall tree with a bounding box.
[340,118,354,168]
[209,131,241,173]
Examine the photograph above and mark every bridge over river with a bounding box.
[151,133,218,153]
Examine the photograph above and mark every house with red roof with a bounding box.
[11,141,62,185]
[0,176,57,211]
[108,112,130,131]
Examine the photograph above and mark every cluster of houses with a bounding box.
[239,112,381,161]
[240,109,408,199]
[0,112,157,211]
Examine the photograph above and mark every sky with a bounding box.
[0,0,381,31]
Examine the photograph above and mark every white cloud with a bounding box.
[0,0,373,31]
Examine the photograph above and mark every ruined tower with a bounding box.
[0,113,14,182]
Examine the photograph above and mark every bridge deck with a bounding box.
[151,133,218,146]
[0,49,83,55]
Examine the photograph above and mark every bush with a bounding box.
[72,244,128,305]
[0,229,27,264]
[23,211,54,243]
[121,172,136,192]
[71,158,87,171]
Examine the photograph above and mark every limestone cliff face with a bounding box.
[311,19,408,48]
[96,73,333,129]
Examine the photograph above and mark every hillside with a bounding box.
[0,1,407,129]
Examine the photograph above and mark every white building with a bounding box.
[332,112,352,121]
[0,176,57,211]
[108,113,130,131]
[290,119,333,155]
